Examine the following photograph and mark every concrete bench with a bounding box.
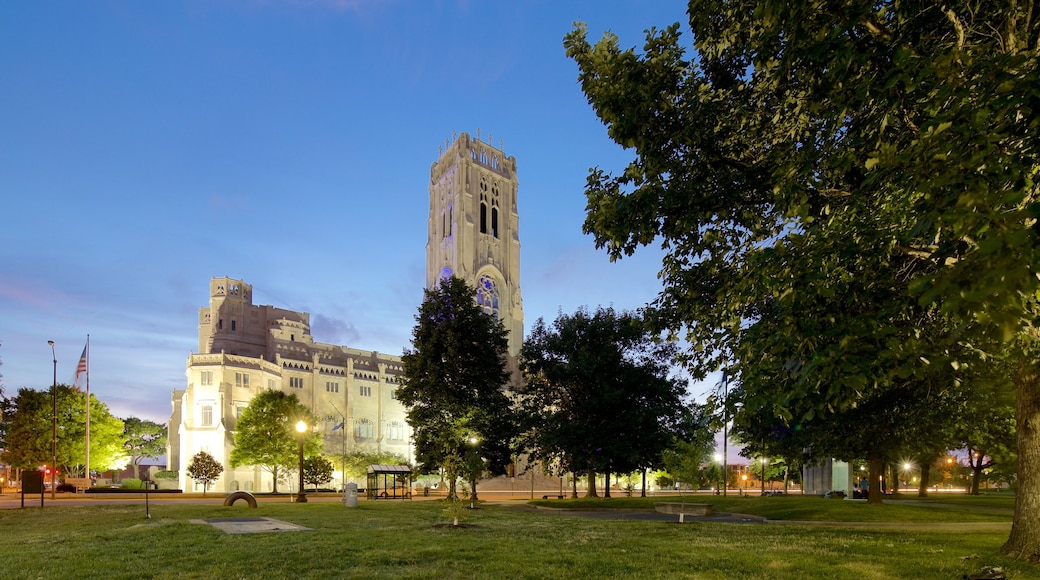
[541,495,565,499]
[655,502,713,521]
[65,477,92,493]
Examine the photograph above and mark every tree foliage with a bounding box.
[303,456,335,490]
[122,417,167,479]
[229,389,320,493]
[187,450,223,496]
[400,276,518,491]
[0,385,127,476]
[518,307,692,496]
[566,0,1040,557]
[339,450,409,481]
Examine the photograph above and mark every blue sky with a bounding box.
[1,0,701,424]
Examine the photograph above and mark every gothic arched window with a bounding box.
[477,274,500,317]
[354,418,374,439]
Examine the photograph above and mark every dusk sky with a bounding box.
[1,1,712,425]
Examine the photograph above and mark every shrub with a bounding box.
[154,470,178,479]
[56,483,77,493]
[121,478,145,489]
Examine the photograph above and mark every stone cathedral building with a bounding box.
[168,131,524,493]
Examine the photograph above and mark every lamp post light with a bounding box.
[467,436,479,506]
[48,340,57,500]
[295,420,308,503]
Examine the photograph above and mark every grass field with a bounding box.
[0,495,1033,579]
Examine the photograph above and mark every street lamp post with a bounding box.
[295,420,308,503]
[48,340,57,500]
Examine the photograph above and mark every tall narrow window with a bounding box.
[200,371,213,386]
[201,405,213,427]
[491,207,499,238]
[477,274,500,317]
[235,372,249,388]
[354,418,374,439]
[231,320,236,331]
[480,203,488,234]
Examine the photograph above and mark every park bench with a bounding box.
[541,494,565,499]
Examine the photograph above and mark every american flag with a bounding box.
[75,344,88,384]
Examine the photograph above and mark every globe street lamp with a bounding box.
[48,340,57,500]
[295,420,308,503]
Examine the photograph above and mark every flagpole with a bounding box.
[85,335,90,480]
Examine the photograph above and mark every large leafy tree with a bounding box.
[122,417,167,480]
[399,276,517,499]
[1,385,127,476]
[229,389,320,493]
[518,307,690,497]
[566,1,1040,558]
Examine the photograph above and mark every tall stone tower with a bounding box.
[426,131,523,371]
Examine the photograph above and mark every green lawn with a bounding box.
[530,494,1015,522]
[0,498,1032,579]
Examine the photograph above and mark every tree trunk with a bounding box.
[641,469,647,498]
[271,466,279,493]
[587,469,598,497]
[132,462,140,480]
[604,468,611,498]
[1003,354,1040,561]
[918,463,931,498]
[971,464,983,495]
[868,455,884,505]
[571,472,578,498]
[471,476,478,502]
[890,463,899,495]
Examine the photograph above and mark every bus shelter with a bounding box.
[366,465,412,500]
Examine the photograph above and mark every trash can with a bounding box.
[343,482,358,508]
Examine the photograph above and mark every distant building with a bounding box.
[168,131,529,493]
[167,276,412,493]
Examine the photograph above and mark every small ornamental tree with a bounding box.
[302,456,334,491]
[186,451,223,496]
